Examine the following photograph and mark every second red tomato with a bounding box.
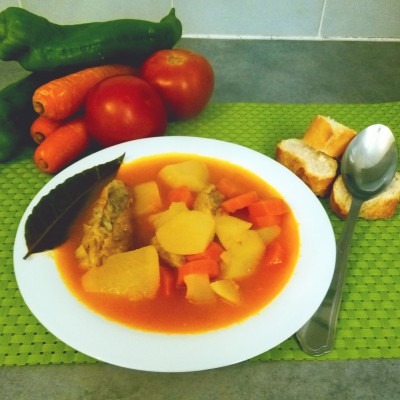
[85,75,167,147]
[141,49,214,120]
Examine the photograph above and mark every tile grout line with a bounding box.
[182,34,400,42]
[318,0,328,38]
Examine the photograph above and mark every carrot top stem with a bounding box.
[33,102,44,115]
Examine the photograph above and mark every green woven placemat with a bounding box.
[1,102,399,366]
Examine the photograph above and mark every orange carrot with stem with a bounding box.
[30,115,62,144]
[32,64,136,120]
[34,117,90,174]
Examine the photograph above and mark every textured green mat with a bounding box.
[1,102,399,366]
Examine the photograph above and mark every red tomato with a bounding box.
[85,75,167,147]
[140,49,214,120]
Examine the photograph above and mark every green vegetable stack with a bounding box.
[0,73,54,161]
[0,7,182,161]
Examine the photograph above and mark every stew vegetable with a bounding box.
[55,154,300,333]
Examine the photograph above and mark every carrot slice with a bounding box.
[30,116,62,144]
[248,198,289,217]
[263,241,285,265]
[33,64,136,120]
[216,177,242,198]
[159,265,176,296]
[221,191,259,213]
[177,259,220,286]
[167,186,195,208]
[33,117,90,174]
[186,241,224,262]
[250,214,282,228]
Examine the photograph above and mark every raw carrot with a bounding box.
[216,177,242,198]
[221,190,259,213]
[32,64,136,120]
[186,241,224,262]
[30,115,62,144]
[177,259,220,286]
[263,241,284,266]
[248,198,289,217]
[34,117,90,174]
[167,186,195,208]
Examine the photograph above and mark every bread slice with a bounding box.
[329,172,400,219]
[303,115,356,158]
[276,138,338,197]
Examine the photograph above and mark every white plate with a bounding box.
[14,136,335,372]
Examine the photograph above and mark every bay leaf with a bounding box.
[24,154,125,258]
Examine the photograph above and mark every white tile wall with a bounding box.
[0,0,399,40]
[322,0,400,39]
[19,0,172,23]
[0,0,20,9]
[174,0,324,38]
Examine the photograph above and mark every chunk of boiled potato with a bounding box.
[149,202,188,230]
[156,210,215,255]
[256,225,281,245]
[214,214,252,249]
[221,230,265,280]
[158,160,209,192]
[210,279,241,305]
[81,245,160,301]
[184,273,216,304]
[132,181,162,215]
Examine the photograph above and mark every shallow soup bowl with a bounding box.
[14,136,336,372]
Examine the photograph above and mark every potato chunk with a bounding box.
[81,245,160,301]
[156,210,215,255]
[256,225,281,245]
[221,230,265,280]
[184,274,216,304]
[158,160,209,192]
[214,214,252,249]
[132,181,162,216]
[149,202,188,230]
[210,279,241,305]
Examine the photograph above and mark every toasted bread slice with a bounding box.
[276,138,338,197]
[329,172,400,219]
[303,115,356,158]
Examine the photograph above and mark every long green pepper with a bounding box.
[0,73,60,161]
[0,7,182,71]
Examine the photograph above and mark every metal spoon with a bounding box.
[296,124,398,356]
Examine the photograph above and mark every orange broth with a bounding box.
[55,154,300,333]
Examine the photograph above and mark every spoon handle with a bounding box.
[296,197,363,356]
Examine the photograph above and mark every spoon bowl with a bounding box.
[342,124,398,200]
[296,123,398,356]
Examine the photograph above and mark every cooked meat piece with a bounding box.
[193,184,225,215]
[151,236,185,268]
[75,179,134,269]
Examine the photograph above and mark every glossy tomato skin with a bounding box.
[85,75,167,147]
[140,49,214,120]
